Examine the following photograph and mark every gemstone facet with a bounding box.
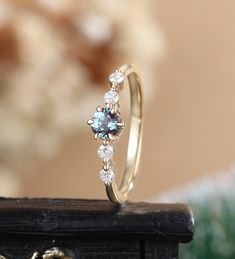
[104,90,119,104]
[109,71,124,85]
[91,108,122,139]
[99,168,115,183]
[98,144,114,159]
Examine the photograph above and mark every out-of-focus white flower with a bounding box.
[0,0,165,196]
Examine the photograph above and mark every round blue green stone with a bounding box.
[91,108,122,139]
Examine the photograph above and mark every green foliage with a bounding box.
[180,178,235,259]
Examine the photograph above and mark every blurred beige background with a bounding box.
[1,1,235,201]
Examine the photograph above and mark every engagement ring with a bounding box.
[87,64,143,204]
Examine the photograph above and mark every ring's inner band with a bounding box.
[106,64,143,204]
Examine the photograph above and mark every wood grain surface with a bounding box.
[0,198,194,258]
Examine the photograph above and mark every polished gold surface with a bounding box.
[105,64,143,204]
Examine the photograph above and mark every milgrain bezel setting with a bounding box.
[87,65,143,204]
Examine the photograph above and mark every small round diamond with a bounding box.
[99,168,115,183]
[109,71,124,85]
[98,145,114,160]
[104,90,119,104]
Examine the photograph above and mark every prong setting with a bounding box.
[108,133,120,141]
[116,122,126,128]
[87,68,126,185]
[109,70,124,86]
[96,106,102,112]
[103,139,110,146]
[87,119,93,125]
[103,163,110,171]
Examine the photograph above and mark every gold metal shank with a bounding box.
[105,64,143,204]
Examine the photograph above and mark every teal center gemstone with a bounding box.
[91,108,122,139]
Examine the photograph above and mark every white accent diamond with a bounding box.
[109,71,124,85]
[98,145,114,159]
[99,168,115,183]
[104,90,119,104]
